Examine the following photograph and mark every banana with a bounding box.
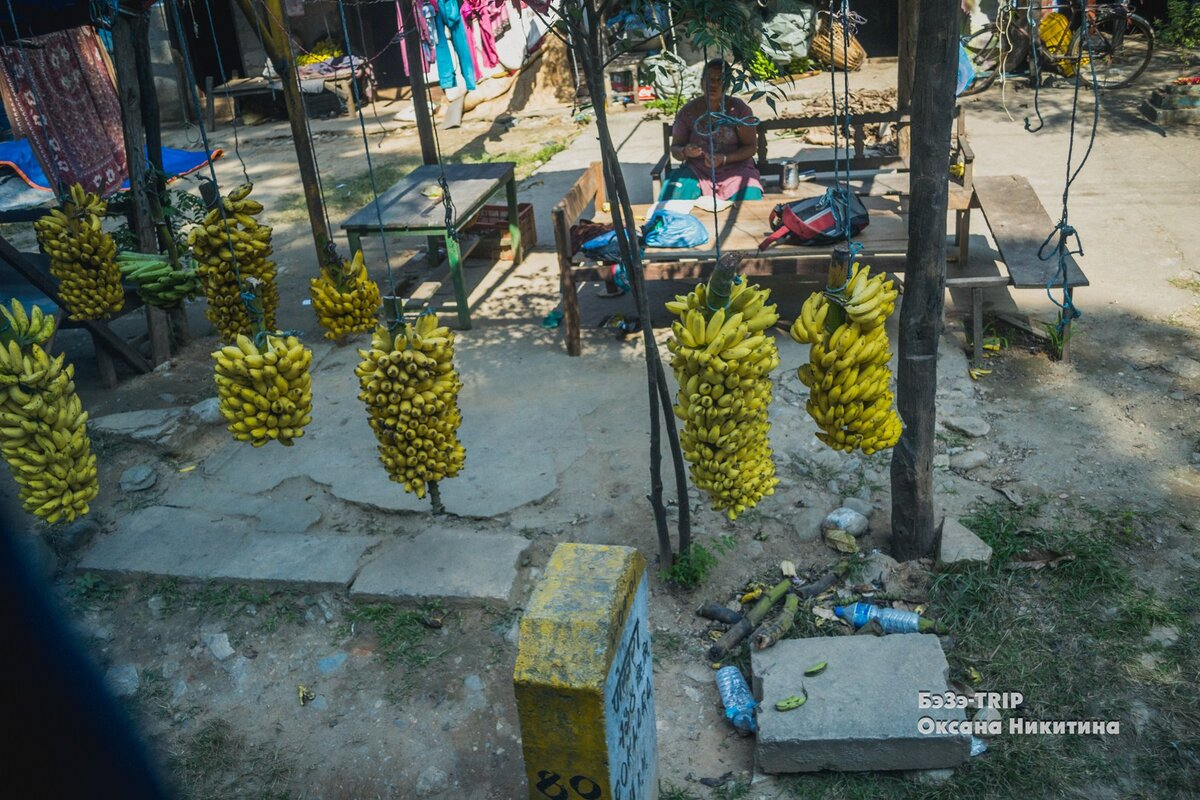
[790,266,903,457]
[664,280,780,520]
[32,184,123,321]
[309,250,382,341]
[192,183,279,340]
[213,333,313,447]
[356,314,465,499]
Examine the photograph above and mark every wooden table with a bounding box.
[573,191,912,278]
[340,162,522,329]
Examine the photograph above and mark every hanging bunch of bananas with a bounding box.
[355,314,465,499]
[790,262,902,455]
[189,183,278,340]
[33,183,123,321]
[116,251,201,309]
[665,281,781,521]
[0,300,98,523]
[309,250,381,341]
[212,333,313,447]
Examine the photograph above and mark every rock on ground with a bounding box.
[120,464,157,492]
[950,450,989,471]
[939,518,993,565]
[106,664,139,697]
[943,416,990,438]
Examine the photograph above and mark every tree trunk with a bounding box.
[575,3,692,567]
[890,0,958,562]
[398,0,439,165]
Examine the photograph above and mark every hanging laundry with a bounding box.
[0,26,127,198]
[462,0,501,74]
[396,0,435,77]
[432,0,477,93]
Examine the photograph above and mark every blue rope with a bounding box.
[1038,0,1101,334]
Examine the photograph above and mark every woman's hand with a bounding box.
[683,144,703,159]
[702,151,729,169]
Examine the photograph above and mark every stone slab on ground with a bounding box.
[79,506,378,587]
[753,635,970,773]
[939,518,993,565]
[91,407,197,452]
[351,526,530,603]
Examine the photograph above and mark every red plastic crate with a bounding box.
[467,203,537,260]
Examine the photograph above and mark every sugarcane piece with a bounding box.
[753,592,800,650]
[707,579,790,661]
[696,601,744,625]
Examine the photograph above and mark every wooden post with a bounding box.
[399,0,439,165]
[112,12,172,367]
[234,0,333,268]
[897,0,919,163]
[890,0,958,562]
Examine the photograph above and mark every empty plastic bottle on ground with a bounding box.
[715,665,757,732]
[835,602,939,634]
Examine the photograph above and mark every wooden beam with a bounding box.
[890,0,958,561]
[112,12,171,366]
[237,0,333,267]
[399,0,438,165]
[897,0,919,162]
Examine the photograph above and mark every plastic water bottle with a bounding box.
[715,665,757,733]
[834,602,939,634]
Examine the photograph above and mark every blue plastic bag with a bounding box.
[956,43,976,96]
[643,210,709,249]
[580,230,628,263]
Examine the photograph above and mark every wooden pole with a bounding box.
[239,0,333,267]
[112,12,172,366]
[896,0,919,163]
[890,0,958,562]
[399,0,439,165]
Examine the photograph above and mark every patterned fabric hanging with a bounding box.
[0,26,128,198]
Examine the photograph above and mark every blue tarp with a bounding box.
[0,138,222,194]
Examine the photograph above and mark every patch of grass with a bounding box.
[345,600,447,668]
[659,543,719,590]
[194,582,273,618]
[658,781,702,800]
[170,718,292,800]
[645,95,686,115]
[69,572,118,611]
[1170,276,1200,294]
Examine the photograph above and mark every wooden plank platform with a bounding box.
[973,175,1089,289]
[341,163,515,233]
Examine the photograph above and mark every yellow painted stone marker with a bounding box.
[513,543,657,800]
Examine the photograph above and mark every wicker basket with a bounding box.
[809,12,867,72]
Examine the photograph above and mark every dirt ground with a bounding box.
[6,43,1200,800]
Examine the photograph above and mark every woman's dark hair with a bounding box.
[703,58,727,90]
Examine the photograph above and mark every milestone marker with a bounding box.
[513,543,656,800]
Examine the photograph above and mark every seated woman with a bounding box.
[660,59,763,203]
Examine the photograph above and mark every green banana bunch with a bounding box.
[33,183,123,321]
[212,333,313,447]
[664,280,781,521]
[0,300,98,524]
[790,262,902,455]
[117,252,201,309]
[189,183,278,340]
[0,298,56,345]
[355,313,465,499]
[309,249,382,341]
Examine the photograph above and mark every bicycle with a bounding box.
[960,1,1155,96]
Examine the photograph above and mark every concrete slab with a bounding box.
[939,518,993,565]
[351,526,530,603]
[753,635,970,773]
[79,506,378,588]
[91,407,197,453]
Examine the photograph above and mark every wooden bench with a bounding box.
[550,162,606,356]
[971,174,1089,361]
[651,107,977,262]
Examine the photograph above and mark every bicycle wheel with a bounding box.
[1069,13,1154,90]
[959,25,1002,96]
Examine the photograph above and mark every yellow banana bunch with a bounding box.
[212,333,313,447]
[0,298,55,345]
[309,250,382,341]
[189,183,279,340]
[790,262,902,455]
[665,280,781,521]
[0,302,98,524]
[354,313,465,499]
[33,183,123,321]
